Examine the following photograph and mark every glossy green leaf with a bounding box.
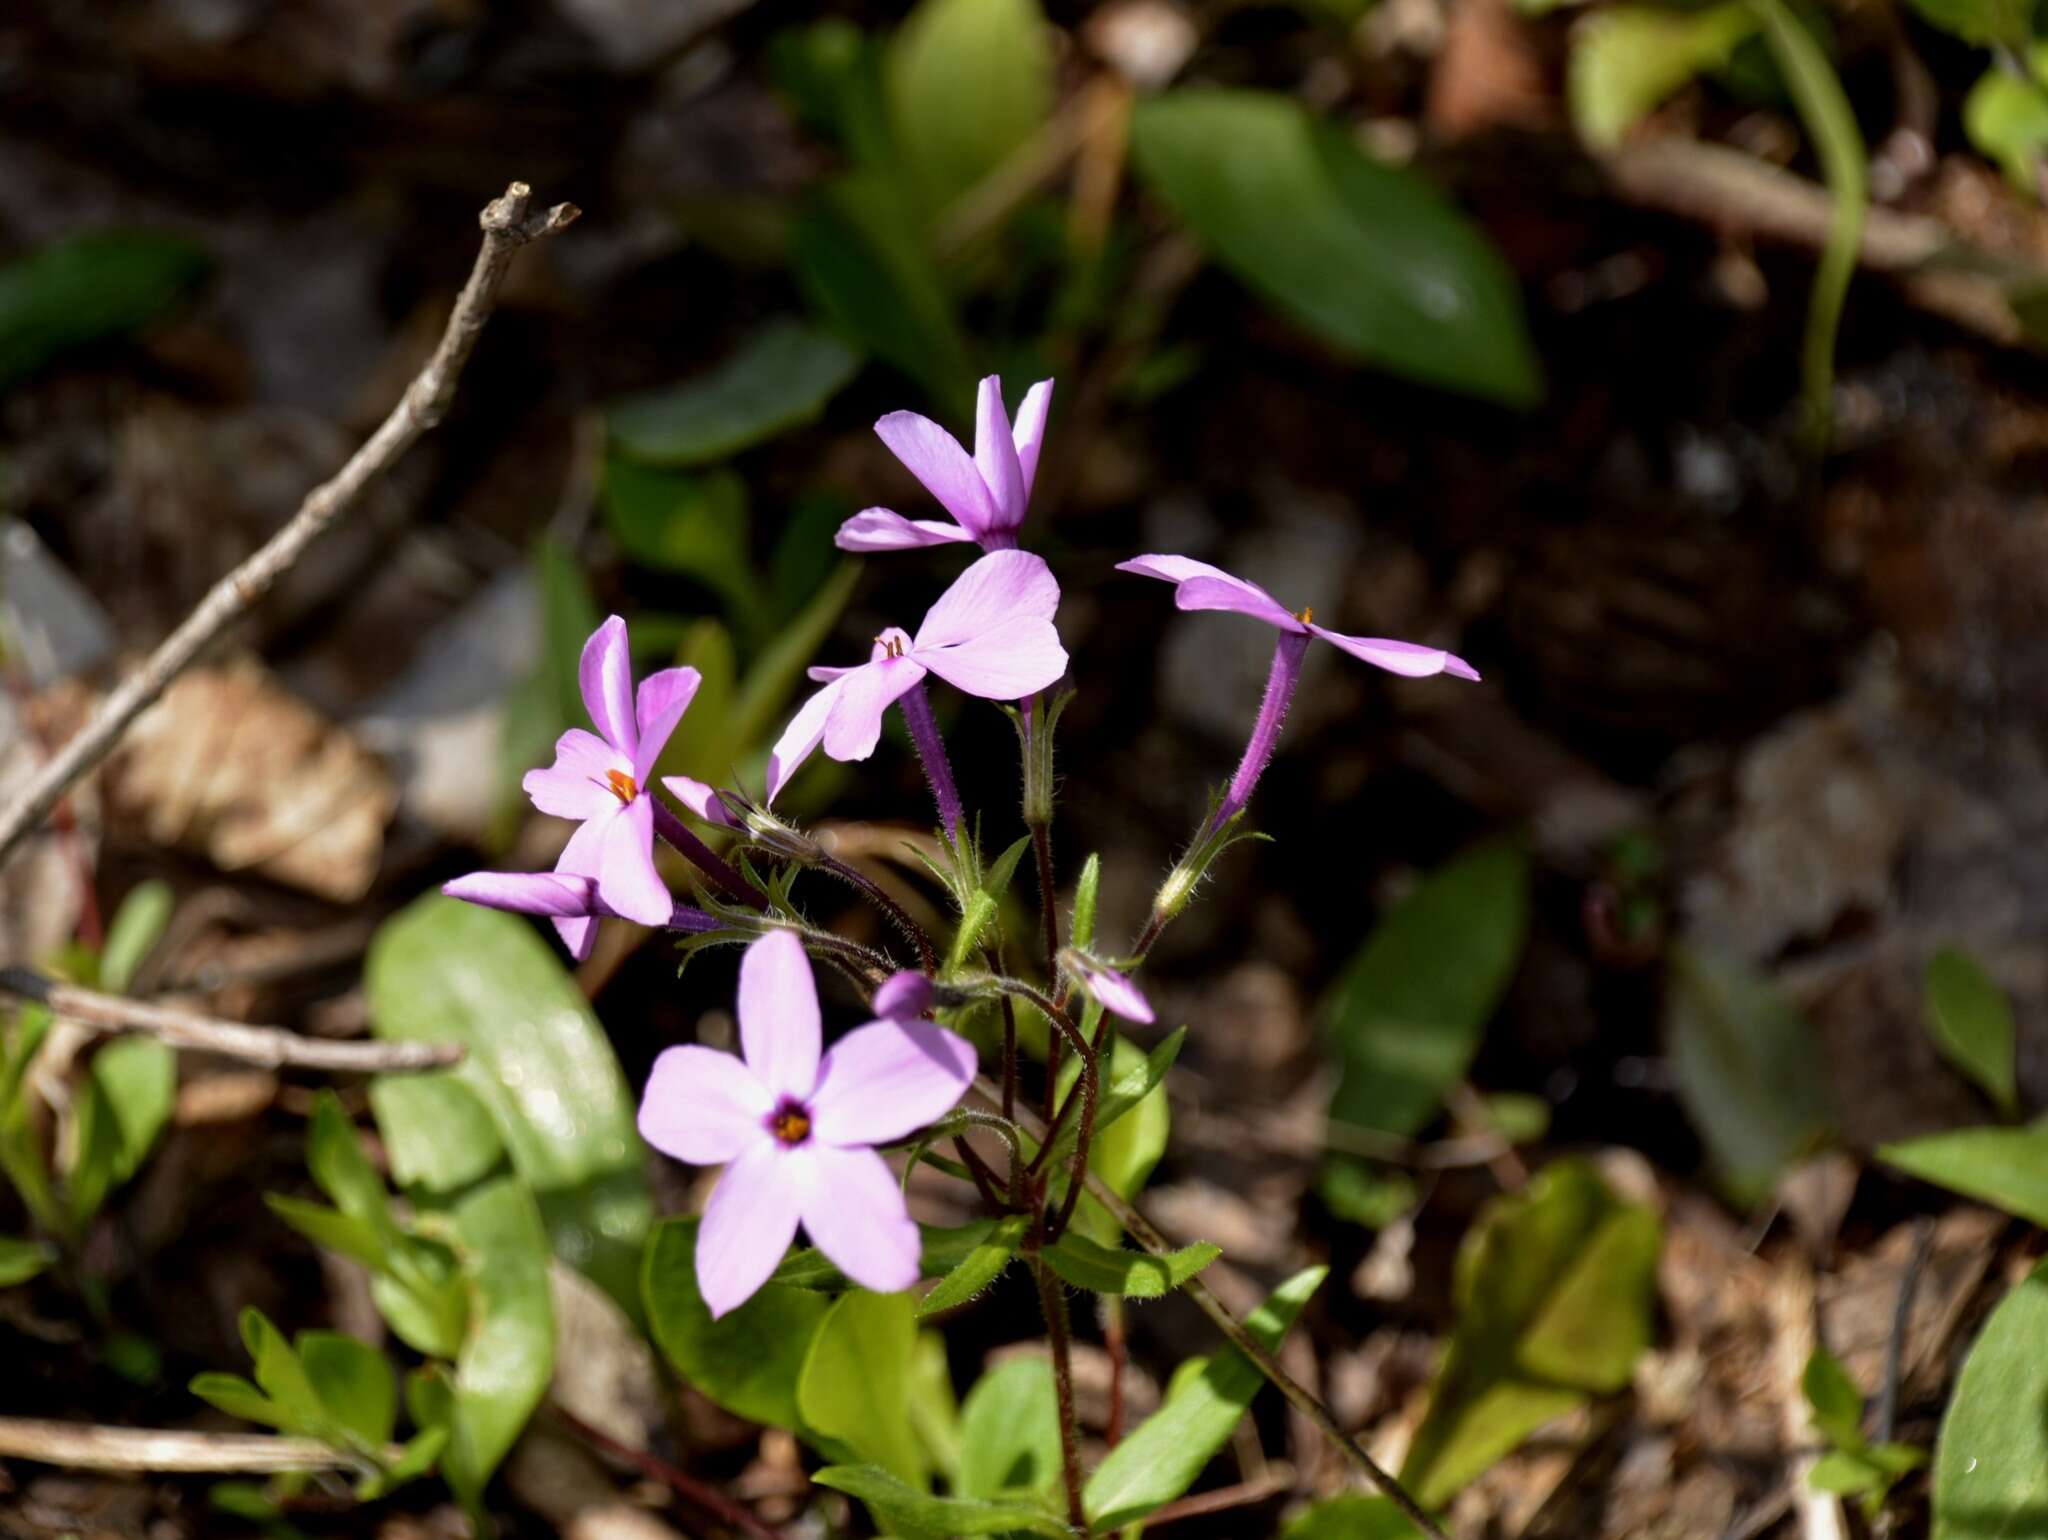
[1041,1232,1218,1299]
[1935,1261,2048,1538]
[959,1357,1062,1500]
[907,1328,964,1486]
[0,231,209,390]
[1085,1266,1327,1528]
[644,1217,830,1429]
[1879,1126,2048,1227]
[1325,840,1530,1138]
[1569,5,1757,150]
[1924,949,2020,1117]
[1281,1497,1429,1539]
[1400,1159,1661,1509]
[1665,945,1831,1205]
[813,1464,1070,1539]
[1130,91,1541,406]
[798,1289,926,1485]
[0,1235,53,1287]
[298,1332,397,1451]
[608,321,859,467]
[367,895,651,1312]
[369,1074,505,1195]
[1804,1343,1865,1450]
[918,1216,1028,1315]
[99,879,173,994]
[887,0,1053,217]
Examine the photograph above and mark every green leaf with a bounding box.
[1965,70,2048,193]
[68,1036,176,1227]
[793,175,976,412]
[1750,0,1864,447]
[499,537,601,817]
[367,895,652,1313]
[1399,1159,1661,1509]
[958,1357,1062,1500]
[730,562,862,755]
[1905,0,2030,46]
[1281,1496,1430,1539]
[377,1424,451,1494]
[887,0,1054,217]
[99,880,174,994]
[1569,4,1759,150]
[1803,1343,1866,1451]
[798,1290,927,1486]
[1665,945,1831,1205]
[907,1328,964,1486]
[812,1464,1071,1539]
[1934,1261,2048,1539]
[241,1308,327,1434]
[1084,1266,1327,1528]
[1924,949,2020,1118]
[1044,1027,1185,1172]
[771,20,897,170]
[1130,91,1541,407]
[298,1332,397,1450]
[0,230,209,390]
[438,1176,556,1520]
[1810,1449,1885,1497]
[1879,1126,2048,1227]
[601,458,759,613]
[1069,854,1101,951]
[608,321,859,467]
[919,1216,1030,1315]
[0,1235,54,1286]
[306,1092,395,1235]
[771,1219,1008,1292]
[1041,1233,1219,1299]
[189,1372,291,1432]
[644,1217,830,1430]
[368,1075,505,1195]
[1318,1161,1419,1229]
[265,1195,390,1271]
[1324,840,1530,1138]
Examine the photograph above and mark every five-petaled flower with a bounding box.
[637,931,977,1318]
[766,549,1067,802]
[520,615,700,957]
[835,375,1054,553]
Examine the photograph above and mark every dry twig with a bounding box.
[0,967,461,1072]
[0,182,578,870]
[0,1416,362,1473]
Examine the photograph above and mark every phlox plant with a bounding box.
[448,374,1477,1534]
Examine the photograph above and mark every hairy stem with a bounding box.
[1210,629,1309,836]
[1028,1250,1088,1530]
[649,797,768,910]
[897,683,963,846]
[816,852,937,973]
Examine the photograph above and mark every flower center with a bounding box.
[1296,605,1314,625]
[769,1098,812,1146]
[604,768,639,804]
[874,633,907,659]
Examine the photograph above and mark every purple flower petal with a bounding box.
[765,676,842,803]
[916,615,1067,700]
[835,508,977,551]
[872,971,935,1021]
[661,775,741,828]
[914,550,1060,650]
[697,1140,803,1319]
[579,615,639,757]
[553,913,596,961]
[1118,555,1302,631]
[633,666,701,783]
[443,870,599,917]
[1074,961,1155,1024]
[638,1045,774,1165]
[797,1145,921,1295]
[973,376,1027,529]
[821,655,927,761]
[550,813,612,960]
[523,729,625,820]
[808,1020,976,1147]
[875,410,996,539]
[737,930,821,1102]
[595,794,670,926]
[1309,625,1481,680]
[1011,379,1054,499]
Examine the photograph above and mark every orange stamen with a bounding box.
[605,768,638,804]
[1297,605,1314,625]
[772,1107,811,1145]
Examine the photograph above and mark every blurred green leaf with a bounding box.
[1131,91,1542,406]
[906,1328,963,1485]
[1569,4,1758,150]
[813,1464,1069,1539]
[1400,1159,1660,1509]
[1934,1261,2048,1539]
[307,1092,396,1235]
[0,231,209,390]
[1965,70,2048,192]
[770,493,852,621]
[958,1357,1061,1500]
[99,880,174,994]
[368,1075,505,1195]
[189,1371,290,1431]
[367,896,652,1314]
[1878,1126,2048,1227]
[602,458,759,612]
[265,1195,389,1271]
[798,1290,927,1485]
[1318,1161,1418,1229]
[0,1235,53,1286]
[1925,948,2019,1119]
[499,537,600,821]
[1665,945,1831,1205]
[1483,1091,1552,1145]
[1324,840,1530,1139]
[652,618,739,787]
[731,561,861,754]
[1803,1343,1865,1450]
[771,19,897,169]
[68,1036,175,1228]
[1084,1266,1327,1528]
[1281,1497,1429,1539]
[298,1332,397,1451]
[1907,0,2030,46]
[887,0,1053,217]
[241,1308,327,1434]
[607,321,859,469]
[917,1216,1029,1315]
[644,1217,831,1430]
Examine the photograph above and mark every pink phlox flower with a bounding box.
[520,615,700,957]
[661,775,742,829]
[836,375,1054,553]
[1064,955,1155,1024]
[765,549,1067,802]
[441,871,718,953]
[873,970,937,1021]
[1115,555,1481,680]
[637,931,977,1318]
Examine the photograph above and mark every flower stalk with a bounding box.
[1211,629,1310,835]
[897,681,965,846]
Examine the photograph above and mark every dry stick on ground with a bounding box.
[551,1406,787,1540]
[0,1417,368,1473]
[0,182,579,872]
[973,1077,1452,1540]
[0,967,462,1072]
